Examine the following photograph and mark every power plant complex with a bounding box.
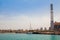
[50,2,60,31]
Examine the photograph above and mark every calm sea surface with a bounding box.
[0,33,60,40]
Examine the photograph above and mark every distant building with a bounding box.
[40,27,43,31]
[44,27,47,31]
[54,22,60,31]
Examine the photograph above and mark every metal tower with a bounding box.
[50,3,54,30]
[29,22,32,30]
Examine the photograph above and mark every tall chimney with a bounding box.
[50,3,54,30]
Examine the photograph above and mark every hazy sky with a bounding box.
[0,0,60,30]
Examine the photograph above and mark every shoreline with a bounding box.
[0,32,60,35]
[0,30,60,35]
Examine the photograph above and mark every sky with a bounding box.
[0,0,60,30]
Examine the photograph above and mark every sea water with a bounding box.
[0,33,60,40]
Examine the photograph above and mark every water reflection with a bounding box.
[0,34,60,40]
[50,35,60,40]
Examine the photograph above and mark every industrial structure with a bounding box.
[50,3,54,30]
[54,22,60,31]
[49,2,60,32]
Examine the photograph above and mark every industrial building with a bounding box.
[54,22,60,31]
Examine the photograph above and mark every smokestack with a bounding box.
[50,3,54,30]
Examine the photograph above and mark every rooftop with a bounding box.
[54,22,60,25]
